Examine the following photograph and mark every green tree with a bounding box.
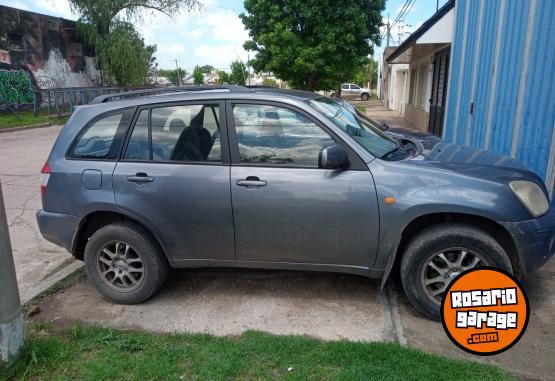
[193,66,204,85]
[158,68,186,85]
[352,58,378,90]
[218,70,230,84]
[229,60,248,85]
[240,0,385,91]
[97,23,156,86]
[198,65,215,74]
[69,0,198,86]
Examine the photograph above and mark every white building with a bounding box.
[380,2,454,133]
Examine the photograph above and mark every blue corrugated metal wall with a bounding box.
[443,0,555,203]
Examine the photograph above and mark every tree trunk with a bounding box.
[307,75,316,91]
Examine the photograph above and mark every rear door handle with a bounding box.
[236,176,267,188]
[127,172,154,183]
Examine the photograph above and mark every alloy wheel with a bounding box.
[421,248,487,304]
[96,241,145,292]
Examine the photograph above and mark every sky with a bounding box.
[5,0,450,71]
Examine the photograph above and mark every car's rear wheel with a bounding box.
[84,222,169,304]
[361,93,369,101]
[400,223,513,320]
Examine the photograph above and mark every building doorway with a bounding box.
[428,47,450,137]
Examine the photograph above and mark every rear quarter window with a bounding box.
[68,109,132,160]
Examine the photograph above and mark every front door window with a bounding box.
[232,104,335,167]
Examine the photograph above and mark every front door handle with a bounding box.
[236,176,267,188]
[127,172,154,183]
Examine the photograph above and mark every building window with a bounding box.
[8,33,24,50]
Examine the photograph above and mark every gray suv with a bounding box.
[37,86,554,320]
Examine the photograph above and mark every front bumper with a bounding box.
[500,207,555,275]
[36,209,80,253]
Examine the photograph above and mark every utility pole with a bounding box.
[247,54,251,86]
[386,13,391,47]
[172,59,181,87]
[0,181,24,363]
[368,59,373,96]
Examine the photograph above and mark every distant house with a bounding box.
[182,74,195,85]
[378,47,408,115]
[204,73,218,85]
[150,76,172,86]
[247,72,286,88]
[383,0,555,202]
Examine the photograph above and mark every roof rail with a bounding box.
[89,85,250,104]
[243,85,277,89]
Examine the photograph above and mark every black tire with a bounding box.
[84,222,169,304]
[361,93,369,101]
[400,223,513,321]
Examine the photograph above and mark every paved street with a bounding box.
[2,125,554,380]
[0,125,82,303]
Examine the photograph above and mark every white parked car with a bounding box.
[332,83,371,100]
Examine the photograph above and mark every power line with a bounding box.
[392,0,415,28]
[200,2,243,13]
[391,0,411,27]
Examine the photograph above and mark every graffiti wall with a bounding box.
[0,4,100,109]
[0,68,33,105]
[0,62,39,110]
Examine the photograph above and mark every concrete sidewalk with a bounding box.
[32,270,397,343]
[0,125,83,303]
[354,99,421,131]
[33,260,555,380]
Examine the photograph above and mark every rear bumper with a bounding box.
[36,209,80,253]
[500,208,555,275]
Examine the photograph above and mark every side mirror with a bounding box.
[319,144,350,170]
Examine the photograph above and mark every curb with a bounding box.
[21,260,84,305]
[0,123,53,134]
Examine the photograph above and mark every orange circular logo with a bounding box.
[441,267,529,356]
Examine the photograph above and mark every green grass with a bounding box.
[1,324,514,381]
[0,110,68,128]
[355,105,367,113]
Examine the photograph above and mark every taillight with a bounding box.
[40,162,51,200]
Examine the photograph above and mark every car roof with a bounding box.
[88,85,320,108]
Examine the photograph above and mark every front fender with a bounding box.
[367,159,531,285]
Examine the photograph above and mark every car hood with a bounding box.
[402,141,544,185]
[386,126,442,151]
[387,128,532,175]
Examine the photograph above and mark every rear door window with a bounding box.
[69,111,128,160]
[124,104,222,162]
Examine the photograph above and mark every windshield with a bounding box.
[309,97,397,158]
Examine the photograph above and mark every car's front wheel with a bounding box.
[400,223,513,320]
[361,93,369,101]
[84,222,169,304]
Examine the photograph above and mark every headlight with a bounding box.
[509,181,549,217]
